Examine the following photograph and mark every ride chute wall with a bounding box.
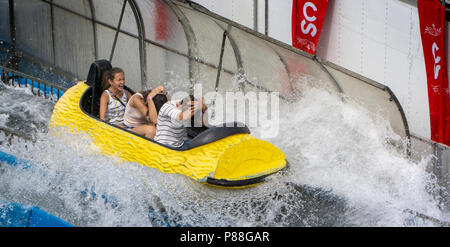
[0,0,408,142]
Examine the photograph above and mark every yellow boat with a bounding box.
[49,60,287,188]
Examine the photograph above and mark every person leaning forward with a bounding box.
[123,85,166,139]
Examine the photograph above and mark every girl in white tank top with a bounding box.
[123,93,146,127]
[105,89,128,126]
[99,67,131,127]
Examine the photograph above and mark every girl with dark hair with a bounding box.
[99,67,131,126]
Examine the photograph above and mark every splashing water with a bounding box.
[0,80,448,226]
[264,87,446,226]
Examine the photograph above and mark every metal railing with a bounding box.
[0,65,66,101]
[0,65,67,142]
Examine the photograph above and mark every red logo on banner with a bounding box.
[418,0,450,145]
[292,0,329,54]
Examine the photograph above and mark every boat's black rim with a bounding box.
[206,175,269,187]
[206,160,290,187]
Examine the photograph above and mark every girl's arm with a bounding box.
[145,87,164,124]
[133,96,157,124]
[146,99,158,124]
[99,92,108,121]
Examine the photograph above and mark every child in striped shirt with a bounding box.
[154,94,207,150]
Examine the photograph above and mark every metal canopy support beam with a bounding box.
[264,0,268,36]
[129,0,147,87]
[8,0,15,52]
[253,0,258,31]
[7,0,18,70]
[88,0,98,60]
[165,0,199,92]
[108,0,147,85]
[314,56,343,93]
[109,0,128,62]
[50,0,56,67]
[213,22,246,92]
[215,30,227,92]
[269,47,296,97]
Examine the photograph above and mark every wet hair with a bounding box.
[101,67,124,91]
[181,95,195,111]
[139,89,152,104]
[152,94,168,114]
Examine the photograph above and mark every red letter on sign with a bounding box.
[292,0,329,55]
